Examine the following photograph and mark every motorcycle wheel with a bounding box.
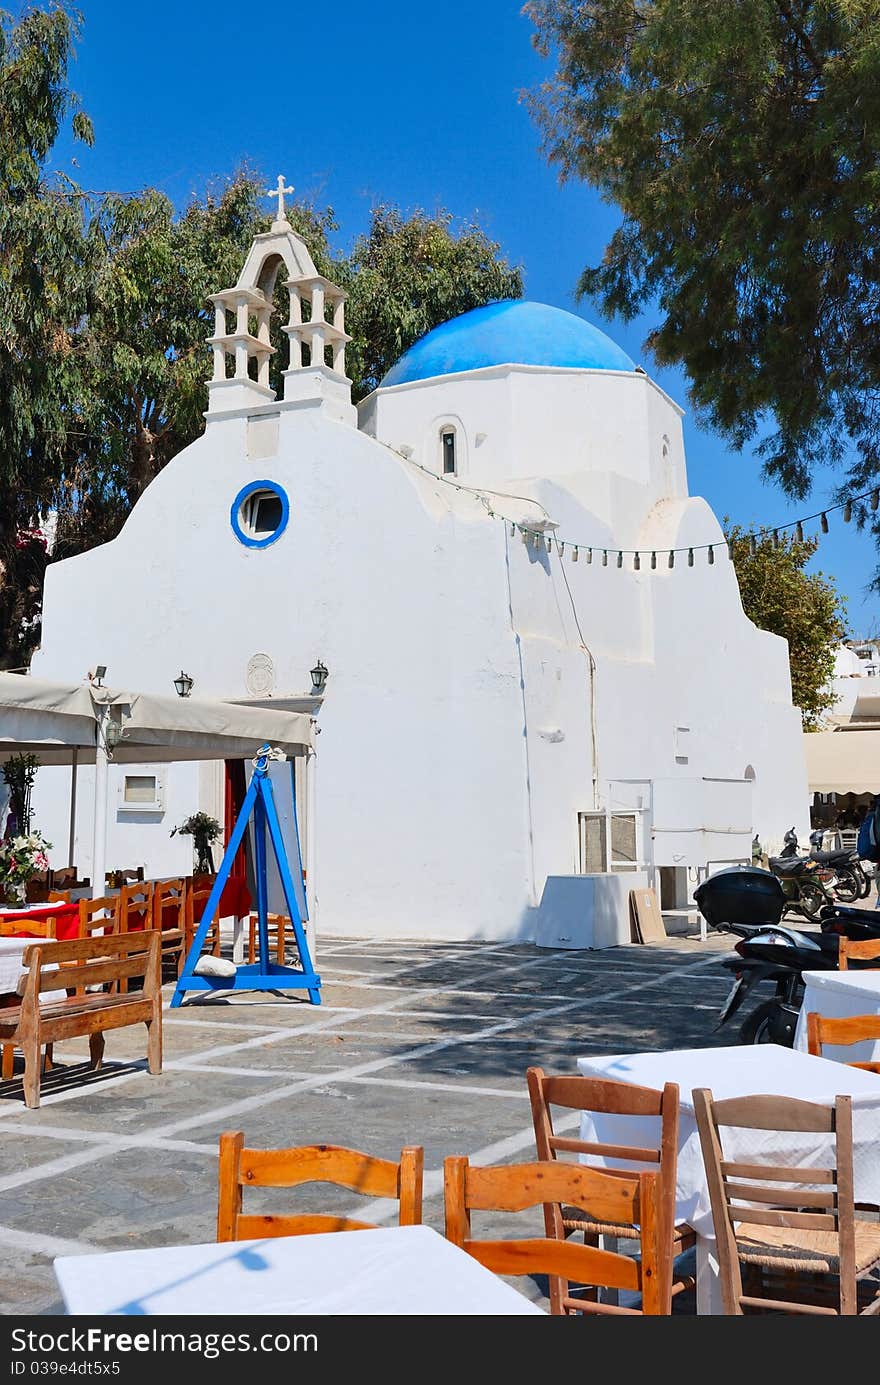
[832,867,860,905]
[859,867,872,900]
[740,1000,783,1045]
[797,880,827,917]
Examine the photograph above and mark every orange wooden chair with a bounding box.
[152,878,187,977]
[185,877,221,960]
[839,937,880,970]
[247,912,288,964]
[443,1155,668,1315]
[217,1136,424,1241]
[527,1066,694,1310]
[806,1011,880,1074]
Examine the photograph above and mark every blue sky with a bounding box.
[44,0,878,630]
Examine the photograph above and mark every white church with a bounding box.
[30,187,810,943]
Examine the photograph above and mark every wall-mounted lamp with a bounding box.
[174,670,194,698]
[105,718,122,751]
[310,659,329,695]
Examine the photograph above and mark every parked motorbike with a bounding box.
[768,831,836,917]
[807,828,871,901]
[694,865,880,1044]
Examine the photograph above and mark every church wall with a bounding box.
[360,368,686,513]
[33,408,538,941]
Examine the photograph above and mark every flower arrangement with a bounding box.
[171,812,222,875]
[0,830,52,906]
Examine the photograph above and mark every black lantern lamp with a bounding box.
[174,670,194,698]
[310,659,329,695]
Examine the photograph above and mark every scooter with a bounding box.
[694,865,880,1045]
[715,925,839,1044]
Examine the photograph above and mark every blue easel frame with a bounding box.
[170,746,321,1008]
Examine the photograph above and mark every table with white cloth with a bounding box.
[54,1224,547,1317]
[794,969,880,1064]
[576,1044,880,1314]
[0,938,32,996]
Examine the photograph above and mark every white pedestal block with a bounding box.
[534,873,648,949]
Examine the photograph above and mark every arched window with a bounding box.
[440,427,457,476]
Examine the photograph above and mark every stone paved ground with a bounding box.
[0,929,735,1315]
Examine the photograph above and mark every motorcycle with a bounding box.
[768,831,836,918]
[807,828,871,901]
[694,865,880,1044]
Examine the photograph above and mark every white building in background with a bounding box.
[29,198,810,941]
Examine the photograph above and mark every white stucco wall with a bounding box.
[29,340,810,939]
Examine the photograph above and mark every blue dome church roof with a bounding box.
[380,300,636,387]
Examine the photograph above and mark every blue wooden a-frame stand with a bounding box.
[170,746,321,1008]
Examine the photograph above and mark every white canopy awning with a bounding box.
[804,728,880,796]
[0,673,314,763]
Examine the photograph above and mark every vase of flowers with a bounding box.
[0,831,52,907]
[170,812,222,876]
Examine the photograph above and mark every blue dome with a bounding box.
[380,300,636,387]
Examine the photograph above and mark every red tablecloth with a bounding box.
[0,902,80,941]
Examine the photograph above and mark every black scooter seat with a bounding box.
[810,849,852,866]
[769,856,809,876]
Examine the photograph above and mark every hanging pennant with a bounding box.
[668,551,675,569]
[708,546,714,565]
[586,548,592,564]
[872,490,879,513]
[650,551,657,569]
[572,546,579,562]
[749,534,757,556]
[602,550,608,566]
[617,551,624,568]
[844,500,852,523]
[687,548,694,567]
[795,521,804,542]
[633,552,641,570]
[820,512,829,533]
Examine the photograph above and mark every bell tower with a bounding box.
[205,175,355,425]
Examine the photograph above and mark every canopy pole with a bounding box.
[91,707,110,899]
[67,747,78,867]
[306,747,317,963]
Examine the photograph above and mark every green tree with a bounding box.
[0,3,96,665]
[726,523,848,728]
[342,206,523,401]
[526,1,880,514]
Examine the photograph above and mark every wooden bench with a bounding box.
[0,930,163,1108]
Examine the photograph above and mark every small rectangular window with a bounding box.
[123,775,157,804]
[441,430,456,475]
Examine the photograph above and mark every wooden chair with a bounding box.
[117,883,154,993]
[25,872,50,904]
[186,877,221,961]
[217,1137,424,1240]
[51,866,87,892]
[247,912,288,965]
[806,1011,880,1075]
[152,878,187,977]
[839,937,880,970]
[443,1156,668,1315]
[526,1066,695,1310]
[694,1087,880,1315]
[77,895,121,941]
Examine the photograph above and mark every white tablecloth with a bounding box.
[54,1224,546,1317]
[0,938,31,995]
[794,969,880,1063]
[577,1045,880,1313]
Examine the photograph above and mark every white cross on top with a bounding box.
[266,175,294,222]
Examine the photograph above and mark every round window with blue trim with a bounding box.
[231,481,290,548]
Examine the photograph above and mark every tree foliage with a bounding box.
[0,3,96,664]
[0,7,522,668]
[726,523,848,728]
[526,1,880,517]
